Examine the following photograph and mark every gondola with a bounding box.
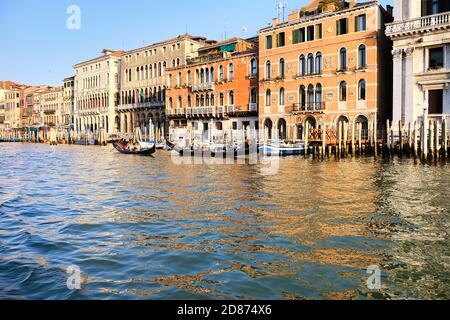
[164,140,176,151]
[113,141,156,156]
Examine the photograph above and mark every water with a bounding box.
[0,143,448,300]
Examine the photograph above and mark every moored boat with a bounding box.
[260,142,305,156]
[113,141,156,156]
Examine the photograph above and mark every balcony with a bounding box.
[386,12,450,38]
[249,103,258,112]
[290,102,326,114]
[192,82,215,92]
[117,101,164,112]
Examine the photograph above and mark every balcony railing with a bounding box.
[291,102,326,113]
[249,103,258,112]
[192,82,215,92]
[386,12,450,37]
[117,101,164,111]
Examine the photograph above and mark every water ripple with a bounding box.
[0,143,448,299]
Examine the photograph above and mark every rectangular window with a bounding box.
[299,28,305,43]
[316,24,323,39]
[292,29,300,44]
[307,26,315,41]
[429,47,444,69]
[266,35,273,49]
[428,90,443,114]
[336,18,349,35]
[355,14,367,32]
[277,32,285,47]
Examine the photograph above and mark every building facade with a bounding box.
[166,37,259,144]
[36,87,65,129]
[63,76,75,130]
[74,49,123,135]
[258,0,393,142]
[386,0,450,127]
[3,88,21,133]
[118,34,209,139]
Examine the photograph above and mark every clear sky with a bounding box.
[0,0,394,86]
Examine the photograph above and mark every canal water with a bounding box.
[0,143,448,300]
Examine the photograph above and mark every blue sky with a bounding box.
[0,0,394,86]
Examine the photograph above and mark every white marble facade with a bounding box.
[386,0,450,127]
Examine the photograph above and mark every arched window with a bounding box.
[358,44,367,69]
[210,67,214,82]
[358,79,366,100]
[220,92,224,106]
[211,94,215,106]
[229,91,234,105]
[200,69,205,84]
[229,64,234,80]
[196,95,200,107]
[250,88,257,104]
[169,97,173,109]
[178,96,182,108]
[219,65,224,81]
[315,84,323,107]
[339,81,347,101]
[187,95,192,108]
[177,58,180,66]
[315,52,322,74]
[168,74,173,87]
[250,59,258,76]
[279,87,285,106]
[299,85,306,108]
[307,84,314,105]
[187,70,191,85]
[307,54,314,75]
[266,61,271,80]
[299,55,306,76]
[206,94,210,106]
[339,48,347,70]
[178,72,182,86]
[265,89,271,106]
[279,58,285,78]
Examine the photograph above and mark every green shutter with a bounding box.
[345,18,349,34]
[293,29,299,44]
[355,16,359,32]
[336,20,340,35]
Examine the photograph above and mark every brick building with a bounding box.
[258,0,393,142]
[166,37,259,145]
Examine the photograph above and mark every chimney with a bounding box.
[386,5,394,17]
[288,11,299,21]
[272,17,279,27]
[349,0,357,8]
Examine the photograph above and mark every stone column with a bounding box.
[404,48,415,124]
[392,49,403,124]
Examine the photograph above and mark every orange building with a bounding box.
[166,38,259,145]
[258,0,393,142]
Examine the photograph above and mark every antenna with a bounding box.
[276,1,288,22]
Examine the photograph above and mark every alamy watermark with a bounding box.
[366,265,382,290]
[66,5,81,30]
[66,265,81,290]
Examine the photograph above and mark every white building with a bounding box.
[386,0,450,127]
[74,49,123,135]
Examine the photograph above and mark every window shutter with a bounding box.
[355,16,359,32]
[345,18,349,34]
[336,20,340,35]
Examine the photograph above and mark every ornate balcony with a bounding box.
[117,101,164,112]
[290,102,326,114]
[191,82,215,92]
[386,12,450,38]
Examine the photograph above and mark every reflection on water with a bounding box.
[0,143,448,300]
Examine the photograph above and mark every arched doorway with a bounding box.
[263,118,273,141]
[123,114,128,134]
[355,115,369,140]
[277,118,287,141]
